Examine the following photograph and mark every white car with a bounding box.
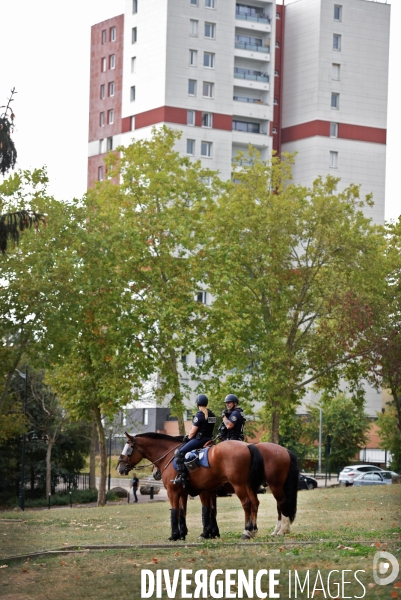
[338,464,384,486]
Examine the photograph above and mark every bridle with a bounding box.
[117,437,183,475]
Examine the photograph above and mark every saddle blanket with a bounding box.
[173,446,211,470]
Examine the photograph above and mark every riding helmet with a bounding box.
[224,393,239,405]
[196,394,209,406]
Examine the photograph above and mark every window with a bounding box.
[143,408,149,426]
[109,54,115,69]
[99,112,105,127]
[130,86,136,101]
[203,52,215,68]
[131,57,136,72]
[332,63,340,80]
[333,34,341,50]
[189,49,198,66]
[190,0,198,5]
[204,22,216,38]
[133,0,138,13]
[132,27,137,43]
[99,139,105,153]
[110,27,116,42]
[202,112,212,127]
[205,0,215,7]
[274,70,279,76]
[203,82,213,97]
[233,120,260,133]
[187,110,195,126]
[98,166,104,181]
[272,127,277,134]
[201,141,212,157]
[108,109,114,124]
[196,355,204,365]
[334,4,342,21]
[190,19,198,36]
[187,139,195,155]
[329,151,338,168]
[188,79,197,95]
[273,98,278,105]
[109,82,115,97]
[276,12,281,19]
[100,84,105,99]
[275,41,280,48]
[101,57,107,72]
[330,122,338,137]
[101,29,107,44]
[331,92,340,109]
[107,137,113,151]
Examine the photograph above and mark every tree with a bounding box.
[44,127,220,504]
[0,169,76,423]
[364,217,401,442]
[0,88,17,176]
[376,406,401,473]
[198,151,386,442]
[305,394,370,471]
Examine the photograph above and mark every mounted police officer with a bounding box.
[217,394,246,441]
[171,394,216,486]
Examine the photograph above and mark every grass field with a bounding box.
[0,485,400,599]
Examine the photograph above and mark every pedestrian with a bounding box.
[130,472,139,502]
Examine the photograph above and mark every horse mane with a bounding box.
[135,432,184,442]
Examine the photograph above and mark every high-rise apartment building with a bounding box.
[88,0,390,228]
[88,0,390,424]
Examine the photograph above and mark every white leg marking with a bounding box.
[279,515,291,535]
[241,529,252,540]
[271,520,281,536]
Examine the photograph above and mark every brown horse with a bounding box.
[256,442,299,536]
[199,442,299,538]
[117,432,265,541]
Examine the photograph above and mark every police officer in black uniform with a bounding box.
[171,394,216,485]
[217,394,246,441]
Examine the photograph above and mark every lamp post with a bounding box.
[16,366,28,511]
[318,407,322,475]
[108,428,112,492]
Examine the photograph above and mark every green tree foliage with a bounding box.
[0,89,17,176]
[197,150,386,442]
[305,394,370,471]
[0,169,76,425]
[376,406,401,473]
[45,128,220,504]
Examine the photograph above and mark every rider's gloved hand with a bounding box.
[183,434,189,442]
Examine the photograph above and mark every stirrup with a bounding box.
[170,474,186,485]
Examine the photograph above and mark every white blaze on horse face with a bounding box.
[122,443,131,456]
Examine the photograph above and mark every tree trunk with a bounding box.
[271,405,280,444]
[169,348,186,436]
[45,439,54,498]
[89,419,97,491]
[93,406,107,506]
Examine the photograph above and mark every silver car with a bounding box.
[338,464,384,486]
[353,470,398,486]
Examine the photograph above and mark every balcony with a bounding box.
[236,5,271,24]
[233,95,264,104]
[235,41,270,53]
[233,120,268,135]
[234,67,269,83]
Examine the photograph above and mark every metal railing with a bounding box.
[234,68,269,82]
[233,96,263,104]
[235,42,270,53]
[235,12,271,24]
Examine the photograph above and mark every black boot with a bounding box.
[171,452,187,486]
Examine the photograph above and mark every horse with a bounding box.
[198,442,299,538]
[117,432,265,541]
[256,442,299,536]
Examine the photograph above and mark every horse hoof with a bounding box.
[180,536,186,541]
[241,531,252,540]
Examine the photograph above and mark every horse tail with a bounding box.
[247,444,266,493]
[281,450,299,523]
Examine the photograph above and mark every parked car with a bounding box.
[338,465,384,486]
[353,470,399,487]
[298,474,318,490]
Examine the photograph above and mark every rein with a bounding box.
[118,439,183,473]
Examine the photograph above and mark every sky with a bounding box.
[0,0,399,222]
